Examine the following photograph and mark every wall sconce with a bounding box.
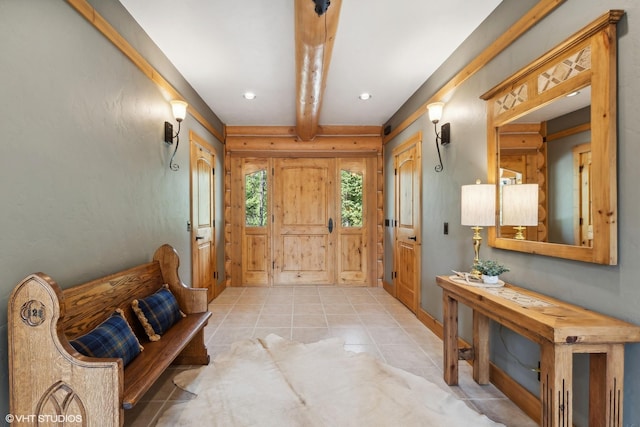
[461,180,496,274]
[164,100,188,171]
[427,102,450,172]
[501,184,539,240]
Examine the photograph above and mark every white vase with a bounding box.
[481,274,499,284]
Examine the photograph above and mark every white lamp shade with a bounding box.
[427,102,444,123]
[501,184,539,226]
[461,183,496,226]
[171,100,188,122]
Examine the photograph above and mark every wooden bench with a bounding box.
[8,244,212,426]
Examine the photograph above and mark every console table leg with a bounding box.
[473,311,490,384]
[443,292,458,385]
[589,344,624,427]
[540,343,573,427]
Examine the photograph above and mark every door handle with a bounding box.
[195,236,204,240]
[328,218,334,233]
[408,236,417,241]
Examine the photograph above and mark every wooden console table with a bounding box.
[436,275,640,427]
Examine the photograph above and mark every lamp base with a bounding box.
[470,226,483,275]
[513,226,526,240]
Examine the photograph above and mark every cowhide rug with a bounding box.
[156,334,503,427]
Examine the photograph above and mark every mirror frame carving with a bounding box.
[481,10,623,265]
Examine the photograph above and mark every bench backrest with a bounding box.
[62,261,165,341]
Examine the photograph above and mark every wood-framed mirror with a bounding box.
[481,10,623,265]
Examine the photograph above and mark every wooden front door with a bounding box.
[273,158,336,285]
[231,156,375,287]
[190,139,216,301]
[393,133,422,312]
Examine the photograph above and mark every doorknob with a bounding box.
[328,218,334,233]
[408,236,417,241]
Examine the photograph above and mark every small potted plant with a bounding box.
[474,260,509,284]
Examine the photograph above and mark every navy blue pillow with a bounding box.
[131,286,184,341]
[70,309,143,367]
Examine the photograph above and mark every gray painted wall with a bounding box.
[384,1,640,425]
[0,0,224,417]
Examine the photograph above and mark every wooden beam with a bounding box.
[295,0,342,141]
[382,0,566,144]
[226,135,381,155]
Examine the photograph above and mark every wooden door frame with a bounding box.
[573,142,592,246]
[226,150,382,287]
[392,132,422,312]
[189,131,221,299]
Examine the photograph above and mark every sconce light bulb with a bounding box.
[170,100,188,122]
[427,101,444,124]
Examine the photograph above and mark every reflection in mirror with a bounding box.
[497,87,591,246]
[501,183,539,240]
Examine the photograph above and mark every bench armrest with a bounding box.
[154,244,208,313]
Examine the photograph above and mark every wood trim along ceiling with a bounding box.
[480,9,624,101]
[65,0,225,143]
[382,0,566,145]
[225,135,381,156]
[226,125,382,137]
[295,0,342,141]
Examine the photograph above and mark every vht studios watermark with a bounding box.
[5,414,83,423]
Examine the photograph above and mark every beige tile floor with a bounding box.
[124,286,537,427]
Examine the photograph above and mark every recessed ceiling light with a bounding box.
[359,93,372,101]
[243,92,256,100]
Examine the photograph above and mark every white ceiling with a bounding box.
[512,86,591,123]
[120,0,502,127]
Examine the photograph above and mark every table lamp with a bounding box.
[461,181,496,273]
[502,184,539,240]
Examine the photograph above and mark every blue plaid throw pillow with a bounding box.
[69,309,143,367]
[131,286,185,341]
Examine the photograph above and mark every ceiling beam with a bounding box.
[295,0,342,141]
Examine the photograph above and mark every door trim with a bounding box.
[392,132,422,312]
[190,131,220,300]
